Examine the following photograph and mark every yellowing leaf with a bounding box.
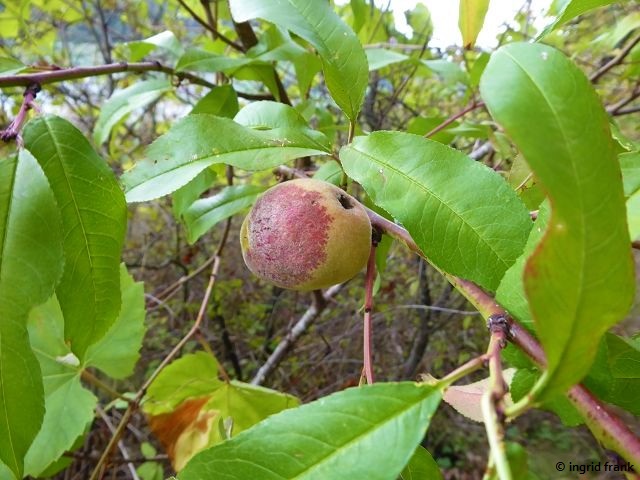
[458,0,490,49]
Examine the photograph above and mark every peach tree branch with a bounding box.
[251,285,343,386]
[368,209,640,466]
[0,61,273,100]
[0,83,40,142]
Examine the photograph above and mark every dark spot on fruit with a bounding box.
[338,193,353,209]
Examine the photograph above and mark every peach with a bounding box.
[240,179,372,290]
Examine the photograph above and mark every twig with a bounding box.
[348,119,356,144]
[440,354,488,385]
[251,285,343,385]
[379,304,479,316]
[95,406,140,480]
[176,0,243,51]
[378,19,430,121]
[152,252,217,301]
[514,172,533,192]
[424,100,485,138]
[0,61,272,100]
[0,83,40,142]
[89,220,231,480]
[362,241,378,384]
[200,0,218,41]
[482,315,512,480]
[590,31,640,83]
[611,104,640,116]
[469,142,494,161]
[606,84,640,115]
[81,370,132,404]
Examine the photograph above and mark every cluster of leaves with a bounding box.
[0,0,639,479]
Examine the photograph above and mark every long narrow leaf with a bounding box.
[480,42,634,399]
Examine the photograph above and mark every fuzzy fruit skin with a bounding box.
[240,178,372,291]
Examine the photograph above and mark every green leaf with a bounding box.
[510,369,583,427]
[459,0,490,49]
[340,131,532,291]
[620,151,640,197]
[508,154,545,210]
[23,115,127,359]
[23,374,96,477]
[94,79,171,145]
[0,57,25,75]
[234,101,331,154]
[421,60,469,86]
[606,334,640,378]
[203,381,299,444]
[365,49,409,71]
[190,86,239,117]
[313,160,344,186]
[400,446,443,480]
[480,42,634,398]
[172,167,218,219]
[583,334,640,416]
[496,202,550,330]
[348,0,367,34]
[0,150,63,478]
[176,48,257,73]
[183,184,266,244]
[539,0,619,38]
[627,191,640,240]
[180,382,441,480]
[405,3,433,41]
[122,114,330,203]
[247,25,322,94]
[406,116,457,144]
[229,0,368,120]
[27,294,77,394]
[24,264,144,474]
[234,100,328,145]
[84,264,146,378]
[143,352,223,416]
[117,30,184,62]
[145,362,299,471]
[232,64,281,100]
[468,51,491,88]
[137,461,164,480]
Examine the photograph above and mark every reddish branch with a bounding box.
[0,83,40,142]
[366,208,640,466]
[482,315,511,478]
[362,240,378,384]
